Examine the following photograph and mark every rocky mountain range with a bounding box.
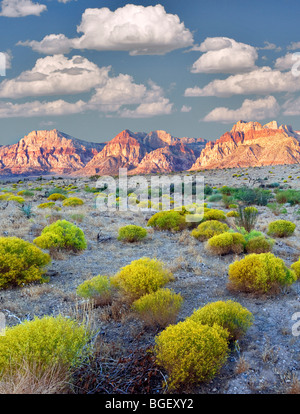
[0,121,300,176]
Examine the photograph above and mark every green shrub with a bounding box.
[111,257,174,301]
[245,236,274,254]
[191,220,229,241]
[147,210,188,232]
[154,320,229,390]
[0,316,91,377]
[62,197,84,207]
[235,205,258,232]
[0,237,50,289]
[47,193,67,201]
[17,190,34,197]
[207,194,222,202]
[267,220,296,237]
[228,253,296,293]
[33,220,87,252]
[275,189,300,205]
[118,225,147,242]
[235,187,271,206]
[206,232,245,255]
[76,275,114,306]
[187,300,253,340]
[132,288,183,328]
[37,202,57,209]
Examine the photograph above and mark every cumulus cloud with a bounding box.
[185,66,300,97]
[181,105,192,113]
[203,96,280,123]
[257,41,281,51]
[282,97,300,116]
[18,4,193,55]
[0,0,46,17]
[0,55,110,98]
[288,41,300,51]
[120,99,173,118]
[190,37,258,74]
[0,99,86,118]
[275,52,300,71]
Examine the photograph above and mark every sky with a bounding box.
[0,0,300,145]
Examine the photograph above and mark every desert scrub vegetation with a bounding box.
[154,319,229,391]
[245,235,274,254]
[111,257,174,302]
[62,197,84,207]
[206,232,245,255]
[131,288,183,328]
[47,193,67,201]
[33,219,87,252]
[117,225,147,243]
[235,205,258,232]
[291,258,300,279]
[228,253,297,294]
[267,220,296,238]
[187,300,253,341]
[0,316,91,379]
[147,210,189,232]
[275,189,300,205]
[202,208,226,222]
[0,237,51,289]
[226,210,239,218]
[191,220,229,241]
[76,275,114,306]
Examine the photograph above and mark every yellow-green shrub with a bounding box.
[245,236,274,254]
[0,237,51,289]
[228,253,297,293]
[131,288,183,328]
[47,193,67,201]
[191,220,229,241]
[117,225,147,242]
[147,210,188,231]
[111,257,174,301]
[0,194,25,204]
[202,209,226,222]
[33,219,87,252]
[62,197,84,207]
[291,259,300,279]
[206,232,245,255]
[154,320,229,390]
[76,275,114,306]
[187,300,253,340]
[37,202,56,209]
[0,316,91,377]
[226,210,239,218]
[267,220,296,238]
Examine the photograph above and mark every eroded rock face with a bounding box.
[0,129,104,175]
[190,120,300,170]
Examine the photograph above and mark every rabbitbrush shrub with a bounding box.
[245,236,274,254]
[111,257,174,301]
[47,193,67,201]
[117,225,147,242]
[76,275,114,306]
[0,237,51,289]
[202,208,226,222]
[206,232,245,255]
[62,197,84,207]
[191,220,229,241]
[154,320,229,390]
[131,288,183,328]
[228,253,296,293]
[147,210,188,232]
[37,202,56,209]
[267,220,296,238]
[0,315,91,377]
[187,300,253,341]
[291,259,300,279]
[33,220,87,252]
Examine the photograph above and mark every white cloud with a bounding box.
[0,55,110,98]
[282,96,300,116]
[288,41,300,51]
[0,99,85,118]
[185,66,300,97]
[275,53,298,71]
[18,4,193,55]
[0,0,46,17]
[120,99,173,118]
[257,41,281,51]
[203,96,280,123]
[181,105,192,113]
[190,37,258,74]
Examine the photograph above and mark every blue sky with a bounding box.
[0,0,300,145]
